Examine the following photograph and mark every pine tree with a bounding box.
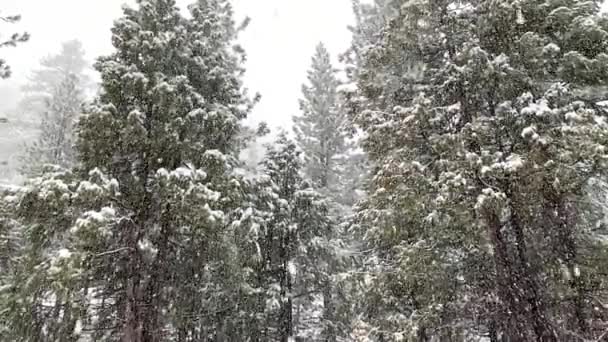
[21,73,85,175]
[341,0,396,83]
[236,133,338,341]
[18,40,90,118]
[0,0,254,340]
[19,40,90,175]
[293,43,363,341]
[0,168,94,341]
[0,12,29,79]
[351,0,608,340]
[294,43,349,197]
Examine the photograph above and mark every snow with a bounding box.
[122,71,148,85]
[504,154,524,173]
[154,81,176,94]
[3,195,17,203]
[543,43,560,54]
[521,125,539,141]
[560,263,572,280]
[446,102,461,113]
[475,188,506,211]
[287,261,297,277]
[138,238,158,257]
[516,7,525,24]
[172,167,193,179]
[73,320,82,335]
[411,161,424,171]
[337,82,358,93]
[521,100,551,117]
[108,178,120,191]
[100,207,116,217]
[204,149,227,162]
[72,207,116,235]
[86,211,106,222]
[188,108,205,118]
[156,168,170,178]
[466,152,480,164]
[5,1,607,339]
[0,184,22,192]
[77,181,103,195]
[38,179,70,200]
[57,248,72,259]
[403,114,415,123]
[0,284,13,293]
[565,111,582,122]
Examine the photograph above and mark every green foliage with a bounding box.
[351,0,608,340]
[294,43,356,208]
[235,134,338,341]
[2,0,255,340]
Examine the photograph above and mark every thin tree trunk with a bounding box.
[323,281,336,342]
[279,228,294,342]
[122,217,143,342]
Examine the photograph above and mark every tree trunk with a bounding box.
[122,217,143,342]
[279,228,293,342]
[322,281,336,342]
[510,209,555,341]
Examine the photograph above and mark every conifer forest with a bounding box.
[3,0,608,341]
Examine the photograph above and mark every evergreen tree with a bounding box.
[294,43,363,341]
[341,0,396,83]
[19,40,90,175]
[236,133,338,341]
[0,185,22,331]
[0,167,96,341]
[351,0,608,340]
[294,43,349,198]
[0,0,254,340]
[19,40,90,118]
[0,11,29,79]
[296,42,368,210]
[21,73,85,175]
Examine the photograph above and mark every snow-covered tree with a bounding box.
[296,42,369,213]
[351,0,608,340]
[341,0,396,83]
[294,43,368,342]
[1,0,255,340]
[19,40,90,111]
[18,40,90,175]
[236,133,339,341]
[294,43,349,195]
[20,73,85,175]
[0,167,102,341]
[0,12,29,79]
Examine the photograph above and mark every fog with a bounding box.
[1,0,355,128]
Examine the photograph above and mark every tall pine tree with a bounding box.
[351,0,608,340]
[21,73,85,175]
[0,0,255,340]
[236,133,337,341]
[19,40,90,175]
[294,43,363,341]
[294,43,347,193]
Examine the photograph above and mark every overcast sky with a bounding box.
[1,0,355,129]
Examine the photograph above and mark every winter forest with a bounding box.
[3,0,608,341]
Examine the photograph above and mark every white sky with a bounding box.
[0,0,355,129]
